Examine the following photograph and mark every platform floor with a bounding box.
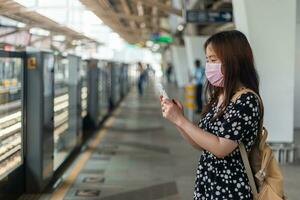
[19,82,300,200]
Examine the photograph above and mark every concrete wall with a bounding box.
[169,0,185,33]
[295,1,300,128]
[171,45,190,87]
[233,0,296,142]
[184,36,208,76]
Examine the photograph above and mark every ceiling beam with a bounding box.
[100,12,147,23]
[120,0,136,29]
[0,8,34,15]
[143,25,171,34]
[116,13,149,23]
[30,35,51,44]
[80,0,143,43]
[0,0,98,44]
[0,29,19,38]
[136,1,146,31]
[0,27,29,38]
[131,0,182,16]
[212,0,229,10]
[95,0,129,28]
[151,6,159,33]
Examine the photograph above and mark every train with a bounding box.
[0,49,135,199]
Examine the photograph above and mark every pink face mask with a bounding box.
[205,63,224,87]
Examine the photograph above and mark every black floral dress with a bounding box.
[194,92,261,200]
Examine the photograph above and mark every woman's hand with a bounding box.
[172,99,184,115]
[160,96,184,126]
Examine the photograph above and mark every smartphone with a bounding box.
[156,82,169,99]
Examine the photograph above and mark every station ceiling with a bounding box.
[0,0,99,44]
[79,0,182,44]
[0,0,234,46]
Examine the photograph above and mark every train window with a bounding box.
[80,60,88,118]
[0,57,23,180]
[53,56,74,170]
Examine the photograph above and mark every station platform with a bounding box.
[19,82,300,200]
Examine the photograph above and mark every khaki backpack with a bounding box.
[232,88,286,200]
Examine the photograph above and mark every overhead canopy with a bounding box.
[0,0,99,43]
[79,0,182,44]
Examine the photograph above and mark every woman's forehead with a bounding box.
[206,44,217,56]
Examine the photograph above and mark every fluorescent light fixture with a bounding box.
[146,40,154,47]
[140,23,146,28]
[54,101,69,112]
[30,27,50,36]
[72,40,82,46]
[17,22,26,28]
[53,35,66,42]
[110,32,120,39]
[0,123,21,138]
[0,111,21,125]
[54,94,69,105]
[152,44,160,51]
[137,2,144,16]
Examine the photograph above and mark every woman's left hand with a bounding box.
[160,97,184,126]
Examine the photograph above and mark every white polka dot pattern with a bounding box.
[194,92,260,200]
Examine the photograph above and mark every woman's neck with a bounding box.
[236,82,245,91]
[216,83,245,108]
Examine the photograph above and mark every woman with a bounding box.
[160,30,262,200]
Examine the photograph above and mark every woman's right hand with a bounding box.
[159,96,184,115]
[172,99,184,115]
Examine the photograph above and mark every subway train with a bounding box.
[0,49,134,199]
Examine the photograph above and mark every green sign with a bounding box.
[151,34,173,44]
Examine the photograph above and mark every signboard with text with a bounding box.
[186,10,233,24]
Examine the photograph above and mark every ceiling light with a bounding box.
[53,35,66,42]
[30,27,50,36]
[152,44,160,51]
[177,24,184,32]
[17,22,26,28]
[146,40,154,47]
[137,2,144,16]
[140,23,146,28]
[72,40,82,46]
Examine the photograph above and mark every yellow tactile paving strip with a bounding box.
[50,108,121,200]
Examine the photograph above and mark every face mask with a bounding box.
[205,63,224,87]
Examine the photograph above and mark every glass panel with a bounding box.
[0,57,23,180]
[53,56,72,170]
[98,62,109,121]
[80,61,87,118]
[43,53,55,177]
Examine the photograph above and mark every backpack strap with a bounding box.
[239,142,259,197]
[231,88,265,141]
[231,88,264,126]
[231,87,264,197]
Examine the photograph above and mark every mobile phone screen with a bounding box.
[156,82,169,99]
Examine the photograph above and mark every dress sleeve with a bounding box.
[218,93,260,143]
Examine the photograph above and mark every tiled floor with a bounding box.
[44,82,199,200]
[21,81,300,200]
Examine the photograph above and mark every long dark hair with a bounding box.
[202,30,260,119]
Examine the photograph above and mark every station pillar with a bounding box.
[233,0,297,143]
